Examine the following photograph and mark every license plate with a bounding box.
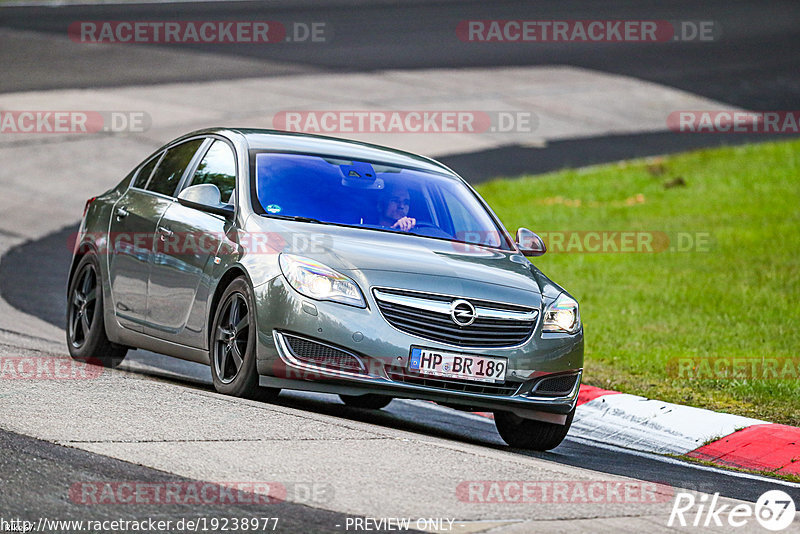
[408,347,507,384]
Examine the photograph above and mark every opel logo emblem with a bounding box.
[450,299,476,326]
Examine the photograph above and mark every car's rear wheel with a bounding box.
[493,407,575,451]
[339,394,392,410]
[66,254,127,368]
[210,277,279,401]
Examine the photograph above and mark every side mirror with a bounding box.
[177,184,234,219]
[516,228,546,257]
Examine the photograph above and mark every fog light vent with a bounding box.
[283,334,365,373]
[532,373,579,396]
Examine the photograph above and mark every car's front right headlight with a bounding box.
[279,253,365,308]
[542,293,581,334]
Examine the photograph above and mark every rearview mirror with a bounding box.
[516,228,546,257]
[177,184,234,219]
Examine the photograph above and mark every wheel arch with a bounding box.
[67,240,99,296]
[207,265,255,347]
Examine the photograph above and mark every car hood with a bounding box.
[254,218,543,297]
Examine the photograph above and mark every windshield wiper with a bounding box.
[263,214,325,224]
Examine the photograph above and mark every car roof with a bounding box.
[183,128,457,177]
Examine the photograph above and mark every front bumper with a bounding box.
[254,275,583,423]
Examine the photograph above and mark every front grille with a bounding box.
[532,373,579,396]
[283,334,365,373]
[387,368,520,396]
[373,288,537,348]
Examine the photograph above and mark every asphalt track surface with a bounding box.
[0,428,404,533]
[1,0,798,110]
[1,0,800,530]
[1,0,799,180]
[1,225,798,522]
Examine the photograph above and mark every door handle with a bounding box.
[115,206,129,219]
[158,226,173,239]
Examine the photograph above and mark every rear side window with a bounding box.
[132,154,161,189]
[189,140,236,203]
[146,139,204,197]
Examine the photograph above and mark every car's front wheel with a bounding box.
[493,407,575,451]
[210,277,280,401]
[339,394,392,409]
[66,254,127,368]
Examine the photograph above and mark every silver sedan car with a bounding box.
[67,128,583,450]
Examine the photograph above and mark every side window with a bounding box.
[132,153,161,189]
[189,140,236,204]
[146,139,204,197]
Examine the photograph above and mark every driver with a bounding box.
[378,184,416,231]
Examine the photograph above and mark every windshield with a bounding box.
[253,152,513,250]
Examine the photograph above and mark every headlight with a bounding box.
[542,293,581,334]
[279,254,365,308]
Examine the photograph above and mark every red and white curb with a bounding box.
[576,386,800,476]
[686,424,800,476]
[471,385,800,476]
[572,386,762,453]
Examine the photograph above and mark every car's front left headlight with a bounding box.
[279,253,365,308]
[542,293,581,334]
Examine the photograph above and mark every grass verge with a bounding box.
[477,139,800,426]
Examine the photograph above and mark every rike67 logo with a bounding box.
[669,490,796,531]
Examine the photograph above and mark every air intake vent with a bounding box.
[532,373,579,396]
[282,334,365,373]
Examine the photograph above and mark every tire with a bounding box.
[66,254,127,368]
[210,277,280,401]
[493,407,575,451]
[339,394,392,410]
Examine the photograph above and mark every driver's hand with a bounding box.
[391,217,416,231]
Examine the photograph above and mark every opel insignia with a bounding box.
[67,128,583,450]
